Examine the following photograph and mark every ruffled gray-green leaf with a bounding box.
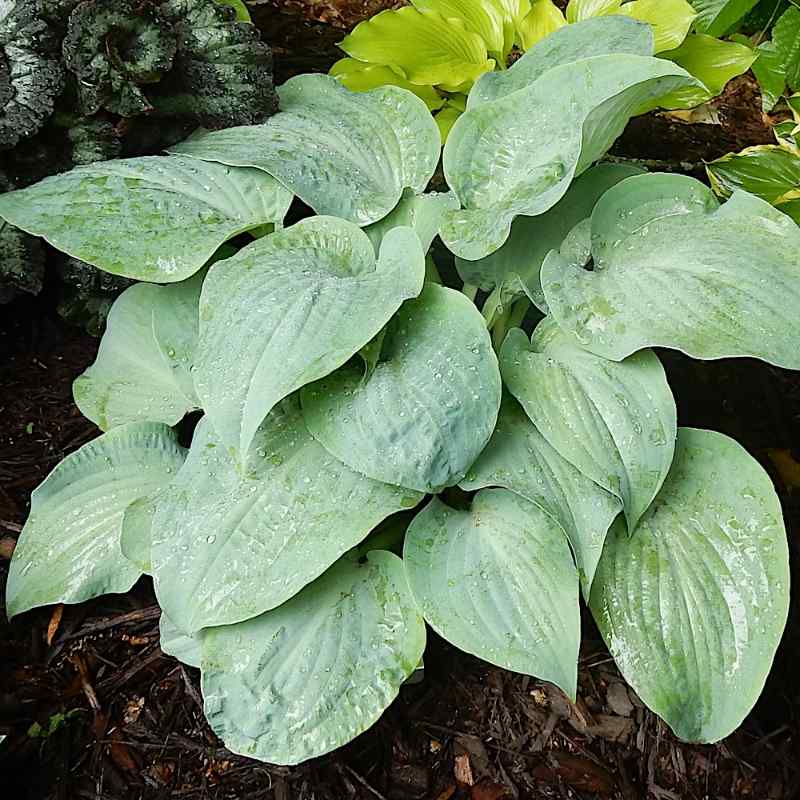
[151,399,422,634]
[200,551,425,764]
[301,283,501,493]
[0,156,291,281]
[500,319,676,531]
[6,423,186,618]
[541,173,800,368]
[169,74,440,226]
[590,427,789,742]
[461,394,621,594]
[195,216,425,461]
[404,490,580,698]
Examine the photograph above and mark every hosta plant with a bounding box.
[2,18,798,765]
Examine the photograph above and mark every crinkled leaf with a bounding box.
[441,35,697,258]
[339,7,495,92]
[590,427,789,742]
[455,163,644,311]
[0,218,44,300]
[160,612,201,668]
[690,0,759,36]
[195,216,424,461]
[774,6,800,91]
[200,551,425,764]
[73,273,204,431]
[404,490,580,697]
[301,283,502,494]
[541,173,800,368]
[152,400,422,634]
[500,320,676,531]
[707,145,800,207]
[0,156,291,281]
[6,423,186,618]
[461,394,621,594]
[517,0,566,49]
[619,0,696,52]
[169,74,440,226]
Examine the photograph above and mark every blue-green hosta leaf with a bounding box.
[500,320,676,531]
[152,400,422,634]
[301,283,502,494]
[73,273,204,431]
[442,47,698,259]
[6,424,187,618]
[159,613,201,669]
[455,163,644,311]
[590,427,789,742]
[200,550,425,765]
[469,16,654,108]
[690,0,758,37]
[460,395,621,594]
[403,490,580,697]
[195,216,424,461]
[120,494,158,574]
[0,157,291,282]
[541,173,800,368]
[364,189,459,254]
[169,74,440,226]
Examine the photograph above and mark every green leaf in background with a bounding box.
[301,284,501,494]
[201,551,425,764]
[541,173,800,368]
[658,34,756,108]
[159,612,201,668]
[329,58,445,110]
[620,0,697,52]
[434,103,465,142]
[567,0,623,24]
[151,400,421,633]
[194,216,424,461]
[411,0,509,59]
[690,0,759,36]
[749,40,787,111]
[455,163,644,311]
[339,7,495,92]
[500,321,676,531]
[517,0,566,49]
[590,427,789,742]
[215,0,251,22]
[442,19,698,259]
[774,6,800,90]
[73,273,204,431]
[6,424,186,618]
[404,489,580,698]
[460,395,622,594]
[170,74,440,226]
[0,157,291,282]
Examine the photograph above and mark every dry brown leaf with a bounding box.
[455,753,474,786]
[471,779,512,800]
[46,603,64,645]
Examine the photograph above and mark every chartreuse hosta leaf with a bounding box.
[455,163,643,311]
[0,156,291,282]
[169,74,440,226]
[517,1,566,49]
[690,0,758,37]
[404,489,580,698]
[301,283,501,494]
[195,216,424,461]
[590,427,790,742]
[6,424,187,618]
[339,7,495,92]
[500,319,676,531]
[566,0,623,23]
[441,22,699,259]
[73,272,204,431]
[460,395,621,594]
[151,399,422,634]
[411,0,509,59]
[200,550,425,764]
[541,173,800,368]
[159,613,201,669]
[618,0,696,52]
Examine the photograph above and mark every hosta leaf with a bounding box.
[517,0,566,49]
[590,427,789,742]
[200,550,425,764]
[339,7,495,92]
[707,145,800,206]
[169,74,440,227]
[301,283,502,494]
[6,424,186,618]
[434,104,463,142]
[619,0,697,53]
[690,0,759,37]
[460,395,621,594]
[774,6,800,91]
[500,320,676,531]
[159,612,201,668]
[0,157,291,282]
[73,273,204,431]
[541,173,800,368]
[411,0,508,58]
[566,0,623,23]
[455,163,643,311]
[441,41,697,259]
[404,490,580,697]
[151,400,422,633]
[194,216,424,460]
[120,494,158,574]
